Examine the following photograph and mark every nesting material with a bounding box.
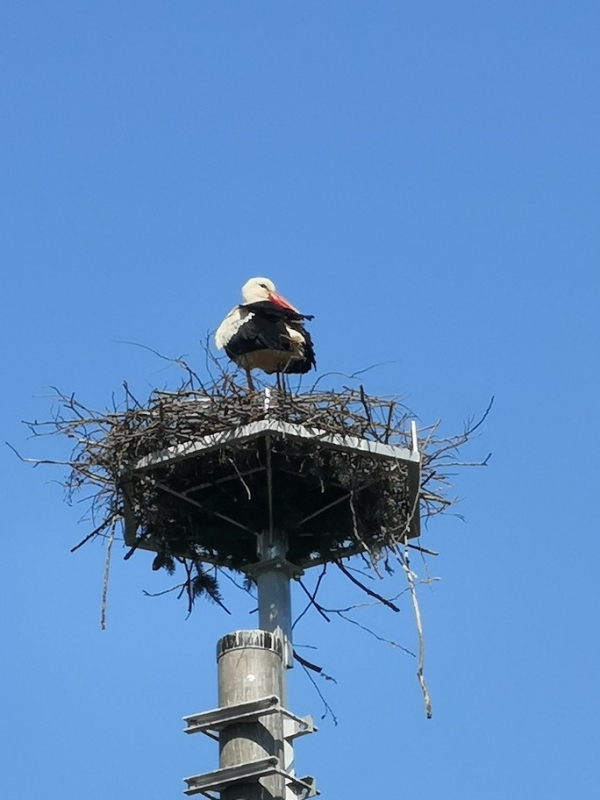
[121,407,421,572]
[22,368,489,605]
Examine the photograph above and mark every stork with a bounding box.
[215,277,316,390]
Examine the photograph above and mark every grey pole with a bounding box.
[254,533,294,674]
[217,631,287,800]
[213,528,295,800]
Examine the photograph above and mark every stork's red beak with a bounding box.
[268,291,300,313]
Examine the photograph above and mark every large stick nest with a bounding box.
[20,361,491,612]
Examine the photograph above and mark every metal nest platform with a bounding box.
[122,412,421,572]
[27,373,486,605]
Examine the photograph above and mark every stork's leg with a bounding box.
[245,367,255,392]
[280,371,289,396]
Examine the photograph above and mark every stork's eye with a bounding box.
[259,283,268,289]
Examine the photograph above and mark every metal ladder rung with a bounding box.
[183,695,279,735]
[183,695,316,740]
[183,758,319,799]
[183,757,278,797]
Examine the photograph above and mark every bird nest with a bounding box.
[20,364,490,614]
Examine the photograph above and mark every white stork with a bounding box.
[215,277,316,389]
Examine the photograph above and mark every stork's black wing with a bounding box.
[244,301,314,322]
[224,302,314,363]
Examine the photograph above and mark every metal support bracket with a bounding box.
[183,757,278,797]
[246,555,304,580]
[183,695,278,736]
[183,695,316,739]
[183,757,318,799]
[282,711,315,741]
[288,775,318,799]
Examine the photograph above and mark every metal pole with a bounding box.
[254,530,296,790]
[257,562,292,644]
[217,631,286,800]
[210,422,297,800]
[256,527,294,648]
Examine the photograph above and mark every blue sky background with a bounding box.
[2,2,599,797]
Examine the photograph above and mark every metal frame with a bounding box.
[127,418,420,473]
[121,417,422,555]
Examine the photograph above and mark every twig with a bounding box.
[227,457,252,500]
[143,584,187,598]
[71,516,116,553]
[298,660,339,725]
[123,381,142,410]
[398,547,432,719]
[295,570,330,627]
[336,561,401,612]
[100,524,115,630]
[384,400,395,444]
[349,491,377,572]
[406,542,439,557]
[333,611,415,656]
[293,650,323,672]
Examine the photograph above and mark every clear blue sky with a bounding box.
[2,2,598,797]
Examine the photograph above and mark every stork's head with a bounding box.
[241,277,300,313]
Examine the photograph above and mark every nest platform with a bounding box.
[121,403,421,572]
[24,369,485,606]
